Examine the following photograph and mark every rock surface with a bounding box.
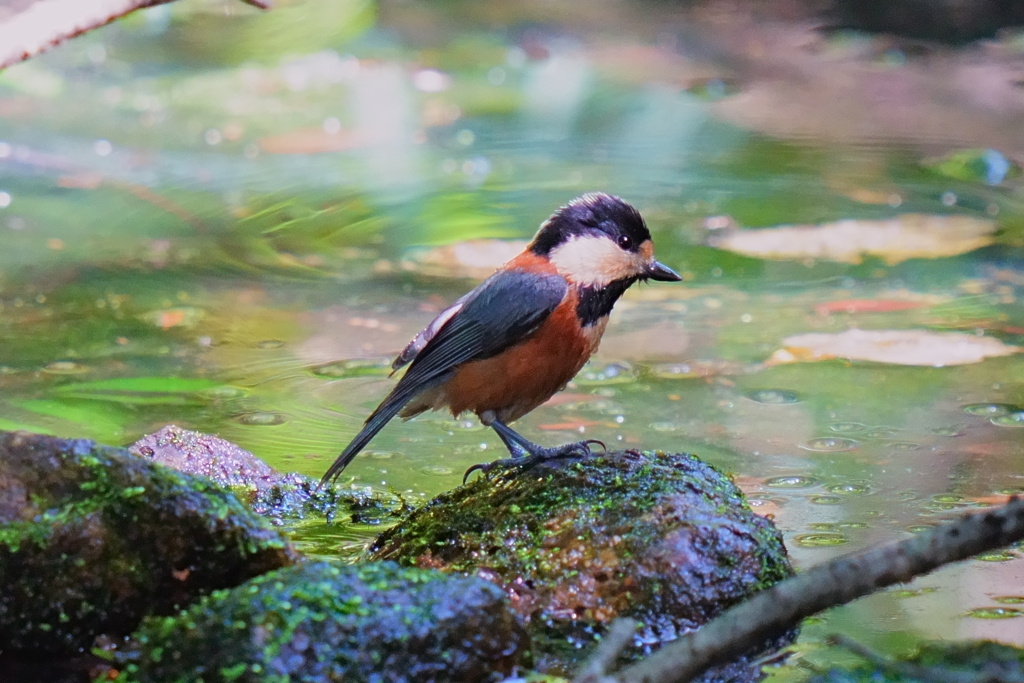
[129,424,278,489]
[0,431,297,656]
[368,450,792,667]
[128,424,410,527]
[113,560,530,683]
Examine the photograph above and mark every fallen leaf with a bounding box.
[769,328,1021,367]
[140,307,205,330]
[406,239,529,279]
[709,213,996,265]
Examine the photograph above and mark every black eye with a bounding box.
[617,234,633,250]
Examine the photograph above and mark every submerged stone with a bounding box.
[129,424,278,489]
[368,450,792,668]
[113,560,529,683]
[0,431,297,657]
[129,425,410,527]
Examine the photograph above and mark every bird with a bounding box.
[320,192,681,485]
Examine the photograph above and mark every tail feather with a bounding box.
[319,388,411,487]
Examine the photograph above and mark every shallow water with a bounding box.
[2,0,1024,673]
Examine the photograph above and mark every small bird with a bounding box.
[320,193,681,485]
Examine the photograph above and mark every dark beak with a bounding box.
[644,260,682,282]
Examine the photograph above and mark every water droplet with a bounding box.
[827,483,871,495]
[811,495,844,505]
[801,437,859,452]
[966,607,1023,619]
[930,426,964,437]
[764,476,821,489]
[311,358,391,379]
[42,361,88,375]
[828,422,865,434]
[365,450,397,460]
[892,586,938,598]
[906,524,936,533]
[963,403,1017,416]
[886,441,921,451]
[576,362,636,385]
[997,487,1024,495]
[421,465,453,476]
[991,412,1024,428]
[199,385,246,399]
[993,596,1024,604]
[256,339,284,349]
[236,412,287,426]
[794,532,848,547]
[439,419,484,431]
[745,389,801,405]
[976,551,1017,562]
[863,427,900,438]
[933,494,963,503]
[650,363,696,379]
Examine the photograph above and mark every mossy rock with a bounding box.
[113,560,529,683]
[813,640,1024,683]
[129,425,410,527]
[368,450,792,664]
[0,431,297,656]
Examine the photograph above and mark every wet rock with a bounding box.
[129,425,278,489]
[812,639,1024,683]
[129,425,411,528]
[368,450,792,667]
[113,560,529,683]
[0,431,297,657]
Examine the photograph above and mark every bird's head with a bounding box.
[528,193,681,288]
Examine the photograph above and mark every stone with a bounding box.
[368,450,792,669]
[0,431,297,656]
[113,560,530,683]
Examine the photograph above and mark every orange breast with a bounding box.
[441,289,605,423]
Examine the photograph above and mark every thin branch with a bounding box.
[826,636,985,683]
[0,0,270,72]
[576,619,640,683]
[828,634,1024,683]
[574,497,1024,683]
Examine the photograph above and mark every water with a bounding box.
[2,0,1024,673]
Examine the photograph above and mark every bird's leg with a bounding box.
[463,412,605,483]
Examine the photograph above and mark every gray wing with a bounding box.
[321,269,567,483]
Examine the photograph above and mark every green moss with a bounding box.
[113,561,527,683]
[0,432,297,656]
[369,450,792,663]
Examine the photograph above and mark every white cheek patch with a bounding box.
[548,235,646,287]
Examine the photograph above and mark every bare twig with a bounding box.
[576,619,640,683]
[573,497,1024,683]
[0,0,270,72]
[828,634,1024,683]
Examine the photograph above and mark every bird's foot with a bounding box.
[462,439,605,484]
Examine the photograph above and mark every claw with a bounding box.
[461,439,601,484]
[462,461,491,484]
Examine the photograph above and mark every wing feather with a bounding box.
[320,269,567,484]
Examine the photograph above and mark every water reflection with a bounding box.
[2,0,1024,662]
